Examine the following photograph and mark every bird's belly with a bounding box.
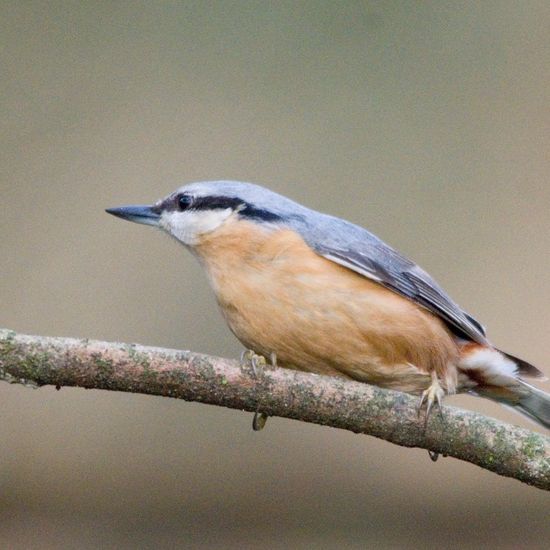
[197,225,458,393]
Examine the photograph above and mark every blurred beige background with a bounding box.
[1,1,549,548]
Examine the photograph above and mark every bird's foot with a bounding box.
[240,350,277,431]
[418,373,446,462]
[418,373,445,424]
[240,349,265,376]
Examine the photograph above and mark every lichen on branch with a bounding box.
[1,328,548,491]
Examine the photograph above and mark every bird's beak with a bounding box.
[105,205,161,227]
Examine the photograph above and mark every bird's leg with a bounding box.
[240,350,277,431]
[418,371,446,462]
[251,351,269,431]
[418,371,445,424]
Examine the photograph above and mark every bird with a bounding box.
[106,180,550,430]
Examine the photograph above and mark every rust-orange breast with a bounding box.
[195,217,459,393]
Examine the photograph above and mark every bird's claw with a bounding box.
[418,374,445,426]
[428,450,440,462]
[418,374,445,461]
[252,411,269,431]
[240,350,277,431]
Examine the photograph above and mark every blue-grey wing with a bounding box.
[294,214,489,345]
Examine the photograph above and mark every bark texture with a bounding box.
[1,328,548,490]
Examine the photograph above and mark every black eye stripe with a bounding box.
[192,196,243,211]
[192,196,283,222]
[165,194,283,223]
[240,204,282,222]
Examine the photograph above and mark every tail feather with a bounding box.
[459,344,549,429]
[474,380,550,430]
[514,380,550,429]
[499,349,547,380]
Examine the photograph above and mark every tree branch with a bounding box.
[1,328,548,490]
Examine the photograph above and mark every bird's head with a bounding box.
[106,181,307,247]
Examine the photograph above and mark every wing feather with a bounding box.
[321,246,488,344]
[295,215,489,345]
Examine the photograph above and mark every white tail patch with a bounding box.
[458,347,518,387]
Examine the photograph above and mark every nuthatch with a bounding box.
[107,181,549,429]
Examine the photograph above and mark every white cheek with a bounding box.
[160,208,233,245]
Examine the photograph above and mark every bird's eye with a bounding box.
[176,194,192,211]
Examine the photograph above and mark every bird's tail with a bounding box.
[475,380,550,430]
[514,381,550,429]
[458,344,549,430]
